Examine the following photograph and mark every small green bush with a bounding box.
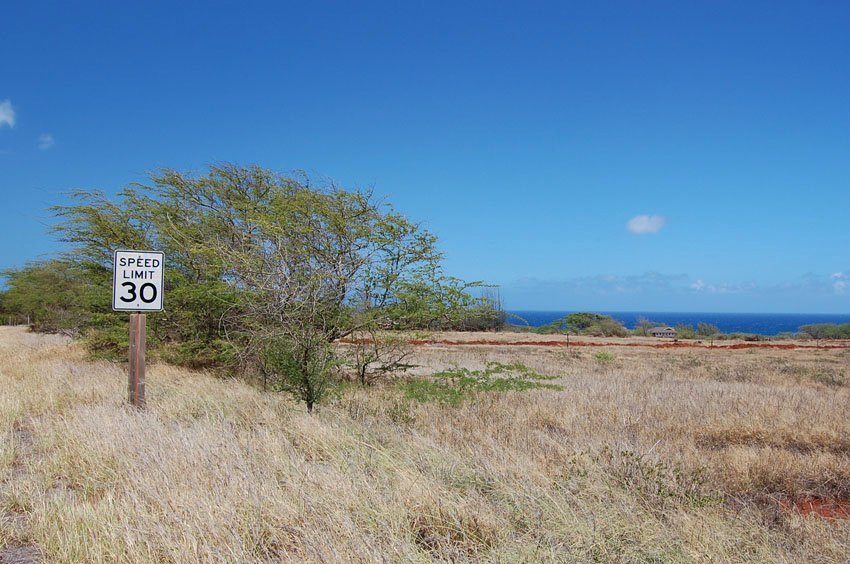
[593,351,615,363]
[674,324,697,339]
[399,362,562,405]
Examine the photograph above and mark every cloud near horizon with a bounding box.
[627,214,666,234]
[832,272,847,295]
[511,272,688,297]
[689,279,754,294]
[0,100,15,128]
[503,271,849,311]
[38,133,55,150]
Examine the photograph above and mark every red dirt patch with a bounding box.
[339,338,850,351]
[779,497,850,520]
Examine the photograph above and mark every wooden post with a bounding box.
[128,313,147,408]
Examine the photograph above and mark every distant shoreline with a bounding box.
[507,311,850,336]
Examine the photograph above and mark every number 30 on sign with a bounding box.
[112,250,164,311]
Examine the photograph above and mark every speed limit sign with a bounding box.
[112,250,164,311]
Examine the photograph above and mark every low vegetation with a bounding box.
[2,327,849,562]
[0,164,503,412]
[533,312,629,337]
[398,361,562,405]
[2,162,849,560]
[801,323,850,340]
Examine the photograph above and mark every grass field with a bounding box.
[2,326,849,562]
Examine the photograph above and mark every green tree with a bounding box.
[800,323,850,342]
[697,322,721,337]
[674,323,697,339]
[263,333,335,414]
[535,312,628,337]
[1,260,107,334]
[49,164,482,410]
[565,312,609,331]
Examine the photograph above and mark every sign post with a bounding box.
[128,313,146,407]
[113,250,164,408]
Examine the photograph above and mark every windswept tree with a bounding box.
[50,163,487,410]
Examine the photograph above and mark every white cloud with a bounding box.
[690,280,706,291]
[688,278,755,294]
[627,214,667,234]
[0,99,15,128]
[38,133,55,150]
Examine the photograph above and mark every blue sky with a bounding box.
[2,1,849,312]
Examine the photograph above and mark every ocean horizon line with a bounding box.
[504,310,850,335]
[508,309,850,316]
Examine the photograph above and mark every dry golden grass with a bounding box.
[2,326,850,562]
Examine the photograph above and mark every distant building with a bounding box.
[649,327,677,338]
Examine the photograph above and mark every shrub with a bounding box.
[697,322,721,337]
[399,362,562,405]
[263,336,336,414]
[593,351,615,363]
[534,312,628,337]
[674,324,697,340]
[800,323,850,340]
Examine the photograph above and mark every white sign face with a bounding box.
[112,250,164,311]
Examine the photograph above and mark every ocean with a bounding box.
[507,311,850,336]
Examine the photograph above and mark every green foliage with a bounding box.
[800,323,850,340]
[399,362,563,405]
[674,324,697,340]
[1,260,111,335]
[157,339,240,370]
[565,312,609,331]
[263,336,336,414]
[400,378,468,405]
[534,312,628,337]
[82,323,130,360]
[696,322,721,337]
[24,163,494,412]
[593,350,615,362]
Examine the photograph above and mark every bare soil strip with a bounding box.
[342,337,850,350]
[779,498,850,520]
